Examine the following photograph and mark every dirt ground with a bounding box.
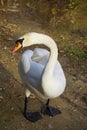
[0,5,87,130]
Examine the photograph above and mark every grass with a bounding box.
[65,44,87,60]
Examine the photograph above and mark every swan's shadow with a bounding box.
[0,64,24,113]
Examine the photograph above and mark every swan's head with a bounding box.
[13,35,29,52]
[12,33,34,53]
[12,38,24,53]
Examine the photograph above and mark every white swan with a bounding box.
[13,32,66,122]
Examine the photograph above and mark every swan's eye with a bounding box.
[15,38,24,45]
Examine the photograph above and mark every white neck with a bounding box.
[43,40,58,75]
[21,32,58,75]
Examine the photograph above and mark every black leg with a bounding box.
[41,99,61,116]
[24,96,28,115]
[24,96,42,122]
[45,99,50,105]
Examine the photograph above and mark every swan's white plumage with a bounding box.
[31,48,49,66]
[18,32,66,100]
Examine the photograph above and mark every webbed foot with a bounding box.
[41,99,61,116]
[41,105,61,116]
[24,110,42,122]
[24,96,42,122]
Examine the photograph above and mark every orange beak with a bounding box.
[13,42,22,53]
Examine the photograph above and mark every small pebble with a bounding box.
[48,124,53,129]
[0,88,3,91]
[11,107,14,111]
[0,96,3,102]
[4,46,7,50]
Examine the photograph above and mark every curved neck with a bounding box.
[22,33,58,75]
[29,33,58,75]
[43,41,58,75]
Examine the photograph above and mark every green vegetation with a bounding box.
[65,44,87,60]
[68,0,81,9]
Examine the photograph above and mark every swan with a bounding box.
[13,32,66,122]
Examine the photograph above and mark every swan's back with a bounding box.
[19,48,65,85]
[18,48,49,89]
[31,48,49,66]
